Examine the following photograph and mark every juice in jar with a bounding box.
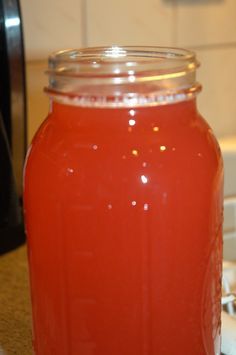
[24,47,223,355]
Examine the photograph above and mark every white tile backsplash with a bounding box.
[176,0,236,47]
[86,0,175,47]
[196,47,236,138]
[21,0,83,60]
[23,0,236,139]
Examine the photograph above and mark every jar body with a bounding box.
[24,99,223,355]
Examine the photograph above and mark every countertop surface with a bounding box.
[0,245,32,355]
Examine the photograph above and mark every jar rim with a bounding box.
[48,46,198,79]
[46,46,201,108]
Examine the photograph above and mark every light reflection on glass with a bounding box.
[114,78,122,84]
[105,46,126,58]
[143,203,149,211]
[129,119,136,126]
[129,109,135,117]
[132,149,138,156]
[128,75,136,83]
[141,175,148,184]
[160,145,166,152]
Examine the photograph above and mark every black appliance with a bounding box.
[0,0,26,254]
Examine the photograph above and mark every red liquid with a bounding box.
[24,99,223,355]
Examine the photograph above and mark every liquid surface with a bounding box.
[24,100,223,355]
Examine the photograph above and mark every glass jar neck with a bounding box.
[46,46,201,108]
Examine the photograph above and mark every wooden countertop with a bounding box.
[0,245,32,354]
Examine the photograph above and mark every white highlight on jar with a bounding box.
[141,175,148,184]
[160,145,166,152]
[129,119,136,126]
[128,75,136,83]
[153,126,159,132]
[132,149,138,156]
[129,109,136,117]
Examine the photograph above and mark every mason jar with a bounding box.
[24,46,223,355]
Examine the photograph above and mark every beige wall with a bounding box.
[22,0,236,142]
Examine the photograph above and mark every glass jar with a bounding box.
[24,46,223,355]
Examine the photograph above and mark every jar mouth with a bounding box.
[46,46,201,107]
[48,46,198,78]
